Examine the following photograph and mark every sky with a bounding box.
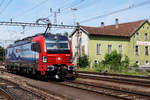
[0,0,150,47]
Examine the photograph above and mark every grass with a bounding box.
[78,66,150,76]
[78,67,98,72]
[117,70,150,76]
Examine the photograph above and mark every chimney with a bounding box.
[115,18,119,29]
[101,22,104,28]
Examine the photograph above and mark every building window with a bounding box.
[145,46,149,56]
[135,46,139,55]
[136,61,140,65]
[96,44,101,55]
[108,45,112,54]
[136,32,140,40]
[118,45,122,54]
[94,60,99,64]
[145,33,148,41]
[147,27,149,29]
[145,60,149,65]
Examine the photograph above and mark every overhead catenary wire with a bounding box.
[59,0,103,24]
[57,0,71,10]
[12,0,49,19]
[0,0,13,15]
[57,0,85,25]
[60,0,103,15]
[80,1,150,23]
[60,0,85,14]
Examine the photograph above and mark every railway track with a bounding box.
[0,71,70,100]
[49,71,150,100]
[78,71,150,87]
[59,80,150,100]
[78,71,150,79]
[0,88,13,100]
[2,68,150,100]
[0,78,45,100]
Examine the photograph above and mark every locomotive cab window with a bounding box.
[45,36,70,54]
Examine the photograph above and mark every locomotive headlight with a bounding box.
[42,56,47,63]
[47,66,54,71]
[57,57,61,60]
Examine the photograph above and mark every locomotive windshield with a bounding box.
[45,36,70,54]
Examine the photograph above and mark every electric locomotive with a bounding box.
[5,33,76,80]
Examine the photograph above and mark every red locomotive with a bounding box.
[6,33,76,80]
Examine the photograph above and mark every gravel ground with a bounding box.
[29,80,119,100]
[0,72,119,100]
[77,78,150,93]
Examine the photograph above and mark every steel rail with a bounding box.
[78,71,150,79]
[0,88,14,100]
[78,71,150,87]
[0,77,45,100]
[78,74,150,88]
[59,81,150,100]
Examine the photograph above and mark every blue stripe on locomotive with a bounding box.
[6,43,39,62]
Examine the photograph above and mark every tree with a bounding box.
[63,32,68,37]
[0,46,4,61]
[79,55,89,68]
[104,50,122,72]
[121,55,129,68]
[56,33,62,36]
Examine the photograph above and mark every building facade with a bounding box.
[70,19,150,67]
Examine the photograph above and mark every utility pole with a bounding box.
[21,25,26,34]
[50,8,61,24]
[128,0,133,8]
[76,22,81,68]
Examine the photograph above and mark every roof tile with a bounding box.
[81,20,146,37]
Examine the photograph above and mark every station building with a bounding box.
[70,19,150,67]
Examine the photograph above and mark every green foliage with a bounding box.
[56,33,62,36]
[119,69,150,76]
[104,50,122,64]
[63,32,68,37]
[78,50,149,76]
[0,56,3,61]
[79,55,89,68]
[121,55,129,68]
[133,63,139,67]
[0,46,4,61]
[104,50,122,72]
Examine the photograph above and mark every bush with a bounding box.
[0,46,4,61]
[104,50,122,65]
[79,55,89,68]
[104,50,122,72]
[133,63,139,68]
[121,55,129,67]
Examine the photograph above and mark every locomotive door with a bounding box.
[31,42,40,74]
[31,43,38,74]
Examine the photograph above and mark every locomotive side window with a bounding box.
[31,42,41,53]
